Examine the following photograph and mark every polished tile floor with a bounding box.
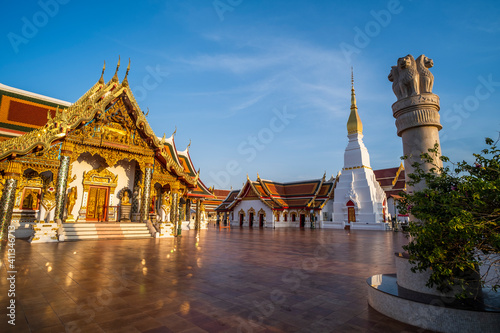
[1,227,433,333]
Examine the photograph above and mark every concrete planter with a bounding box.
[395,253,481,298]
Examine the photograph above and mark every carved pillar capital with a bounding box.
[171,182,181,193]
[61,141,74,157]
[4,160,23,180]
[392,94,441,137]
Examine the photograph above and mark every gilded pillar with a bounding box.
[140,159,154,222]
[195,199,201,230]
[179,198,186,223]
[170,183,180,236]
[54,142,73,222]
[186,199,191,223]
[0,161,22,240]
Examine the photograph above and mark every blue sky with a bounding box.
[1,0,499,189]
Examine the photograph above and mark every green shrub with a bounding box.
[399,138,500,298]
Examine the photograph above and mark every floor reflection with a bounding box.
[0,228,433,332]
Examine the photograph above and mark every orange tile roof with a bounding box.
[217,176,336,212]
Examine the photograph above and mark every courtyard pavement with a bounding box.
[1,227,433,333]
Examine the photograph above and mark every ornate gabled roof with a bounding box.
[258,177,327,209]
[373,163,406,197]
[204,188,231,212]
[215,190,240,212]
[217,175,337,211]
[0,60,199,188]
[176,143,212,198]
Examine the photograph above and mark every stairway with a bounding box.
[60,223,153,241]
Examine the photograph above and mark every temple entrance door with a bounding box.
[259,214,264,228]
[300,214,305,228]
[249,213,254,227]
[239,214,244,226]
[86,186,109,221]
[346,200,355,230]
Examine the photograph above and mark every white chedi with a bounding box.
[327,79,389,230]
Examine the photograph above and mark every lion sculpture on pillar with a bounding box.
[388,65,401,100]
[389,54,435,101]
[416,54,434,93]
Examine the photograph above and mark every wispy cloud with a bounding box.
[465,21,500,34]
[169,35,356,118]
[231,93,268,112]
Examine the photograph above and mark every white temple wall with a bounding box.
[230,199,272,227]
[68,155,136,221]
[108,160,137,205]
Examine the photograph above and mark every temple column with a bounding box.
[179,198,186,224]
[54,142,73,222]
[0,161,22,240]
[186,199,191,225]
[140,159,154,222]
[170,183,180,236]
[195,199,201,230]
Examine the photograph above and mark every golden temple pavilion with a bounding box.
[0,59,214,242]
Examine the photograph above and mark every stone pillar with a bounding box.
[0,161,22,240]
[140,159,154,222]
[54,142,73,222]
[389,54,441,193]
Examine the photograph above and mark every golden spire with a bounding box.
[122,58,131,86]
[112,56,120,82]
[347,67,363,135]
[99,61,106,84]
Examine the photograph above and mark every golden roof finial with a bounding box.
[145,107,149,117]
[112,56,120,82]
[172,126,177,137]
[347,67,363,135]
[99,60,106,84]
[122,58,131,86]
[350,66,357,109]
[257,172,260,179]
[187,139,191,150]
